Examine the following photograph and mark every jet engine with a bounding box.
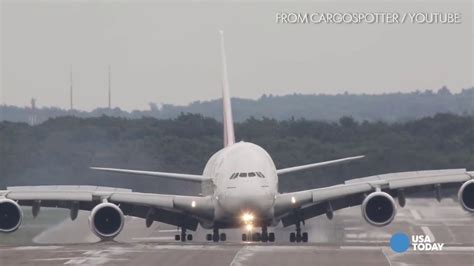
[361,191,396,226]
[89,202,124,240]
[459,180,474,212]
[0,199,23,233]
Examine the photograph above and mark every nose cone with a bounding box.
[218,189,275,218]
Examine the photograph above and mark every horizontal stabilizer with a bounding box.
[90,167,209,182]
[276,155,365,175]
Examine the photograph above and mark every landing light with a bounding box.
[242,213,254,223]
[245,224,253,231]
[291,196,296,204]
[191,201,196,208]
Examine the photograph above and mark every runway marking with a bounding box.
[381,248,393,266]
[33,257,128,265]
[421,226,436,242]
[12,245,63,250]
[345,240,387,243]
[132,237,174,241]
[345,232,391,239]
[158,229,180,233]
[339,246,381,250]
[443,246,474,251]
[229,246,252,266]
[410,209,422,220]
[344,227,364,231]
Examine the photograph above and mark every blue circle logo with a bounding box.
[390,233,410,253]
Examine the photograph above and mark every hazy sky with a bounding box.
[1,0,472,111]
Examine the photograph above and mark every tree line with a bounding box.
[1,87,473,124]
[0,113,473,195]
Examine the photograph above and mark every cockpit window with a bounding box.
[229,172,265,179]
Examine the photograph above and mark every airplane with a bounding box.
[1,31,473,243]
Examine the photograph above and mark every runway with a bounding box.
[0,198,473,265]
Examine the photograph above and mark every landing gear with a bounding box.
[207,226,226,242]
[220,233,226,241]
[242,226,275,242]
[252,232,261,242]
[213,227,219,242]
[261,226,275,242]
[289,221,308,243]
[175,227,193,242]
[268,232,275,242]
[261,226,268,242]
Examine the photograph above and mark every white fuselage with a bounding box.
[202,141,278,227]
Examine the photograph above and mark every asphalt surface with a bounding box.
[0,198,473,266]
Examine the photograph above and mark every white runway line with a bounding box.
[410,209,422,220]
[339,246,381,250]
[33,257,128,265]
[345,240,388,243]
[158,229,180,233]
[381,248,393,266]
[443,246,474,251]
[344,227,364,231]
[229,246,252,266]
[421,226,436,242]
[132,237,174,241]
[12,246,63,250]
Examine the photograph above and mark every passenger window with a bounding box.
[239,173,248,177]
[248,172,256,177]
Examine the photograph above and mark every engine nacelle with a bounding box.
[458,180,474,212]
[361,191,396,227]
[0,199,23,233]
[89,202,124,240]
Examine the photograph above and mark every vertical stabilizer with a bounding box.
[220,31,235,147]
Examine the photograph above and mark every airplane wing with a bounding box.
[276,155,364,175]
[0,185,214,232]
[274,169,474,227]
[90,167,210,182]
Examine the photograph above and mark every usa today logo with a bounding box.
[390,232,445,253]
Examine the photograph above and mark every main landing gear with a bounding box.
[289,221,308,243]
[175,227,193,242]
[206,226,226,242]
[241,226,275,242]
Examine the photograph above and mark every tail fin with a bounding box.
[220,30,235,147]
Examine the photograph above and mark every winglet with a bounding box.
[220,30,235,147]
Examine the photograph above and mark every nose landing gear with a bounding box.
[241,226,275,242]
